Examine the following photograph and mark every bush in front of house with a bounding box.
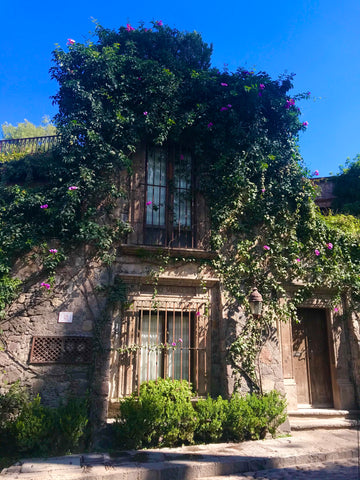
[113,379,287,449]
[113,378,197,449]
[0,382,89,458]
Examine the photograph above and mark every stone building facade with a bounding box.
[0,151,359,430]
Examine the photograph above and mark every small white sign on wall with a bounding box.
[58,312,73,323]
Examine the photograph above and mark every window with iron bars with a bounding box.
[144,147,195,248]
[113,305,209,397]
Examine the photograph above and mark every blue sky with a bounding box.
[1,0,359,176]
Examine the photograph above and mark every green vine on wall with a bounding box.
[0,22,359,390]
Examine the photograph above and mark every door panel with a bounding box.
[292,308,333,407]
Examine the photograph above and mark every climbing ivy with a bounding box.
[0,22,359,387]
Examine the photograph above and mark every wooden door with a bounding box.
[292,308,333,407]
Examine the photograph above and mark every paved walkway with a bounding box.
[1,428,359,480]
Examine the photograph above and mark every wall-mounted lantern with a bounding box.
[248,288,263,318]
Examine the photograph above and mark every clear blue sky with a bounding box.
[1,0,359,176]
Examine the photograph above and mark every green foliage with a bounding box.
[0,384,88,457]
[113,380,286,448]
[1,116,57,139]
[223,391,287,441]
[114,378,196,448]
[194,395,227,443]
[332,155,360,215]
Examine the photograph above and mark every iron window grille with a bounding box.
[144,147,195,248]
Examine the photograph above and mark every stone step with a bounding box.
[288,409,360,430]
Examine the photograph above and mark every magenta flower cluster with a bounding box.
[68,186,78,191]
[67,39,75,46]
[285,98,295,109]
[49,249,58,254]
[263,245,270,251]
[40,204,48,209]
[126,23,135,32]
[41,282,51,290]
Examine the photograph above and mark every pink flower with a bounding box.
[307,91,311,96]
[313,170,319,176]
[296,258,301,262]
[221,83,228,86]
[261,188,265,193]
[146,201,152,205]
[207,122,214,128]
[259,84,265,90]
[67,38,75,46]
[143,111,148,116]
[227,104,232,108]
[334,307,339,312]
[326,242,333,250]
[41,282,51,290]
[126,23,135,32]
[315,249,320,256]
[285,98,295,109]
[196,311,200,316]
[302,121,309,127]
[178,338,183,343]
[263,245,270,251]
[49,249,58,254]
[68,186,78,190]
[40,204,48,209]
[156,20,163,26]
[171,342,176,346]
[220,107,228,111]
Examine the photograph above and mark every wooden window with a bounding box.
[112,302,209,397]
[29,336,92,364]
[144,147,195,248]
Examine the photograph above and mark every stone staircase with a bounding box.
[288,408,360,430]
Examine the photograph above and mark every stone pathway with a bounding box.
[203,458,360,479]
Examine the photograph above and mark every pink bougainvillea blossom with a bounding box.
[207,122,214,128]
[67,39,75,46]
[171,342,176,346]
[49,249,58,254]
[312,170,319,176]
[196,311,200,316]
[221,83,228,86]
[146,201,152,205]
[261,188,266,193]
[315,249,320,256]
[178,338,183,343]
[143,111,148,116]
[126,23,135,32]
[40,204,48,209]
[259,84,265,90]
[326,242,333,250]
[302,121,309,127]
[68,186,78,191]
[285,98,295,109]
[296,258,301,262]
[263,245,270,251]
[227,104,232,108]
[220,107,228,111]
[156,20,163,26]
[41,282,51,290]
[334,307,339,312]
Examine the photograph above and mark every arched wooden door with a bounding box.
[292,308,333,407]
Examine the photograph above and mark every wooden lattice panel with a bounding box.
[30,336,92,364]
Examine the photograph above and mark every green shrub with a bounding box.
[114,378,197,449]
[224,391,287,441]
[0,385,89,457]
[194,395,227,443]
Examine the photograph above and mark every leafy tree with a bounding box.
[332,155,360,215]
[1,116,56,139]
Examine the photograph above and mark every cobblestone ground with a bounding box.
[209,458,360,479]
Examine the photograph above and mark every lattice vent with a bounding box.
[30,336,92,364]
